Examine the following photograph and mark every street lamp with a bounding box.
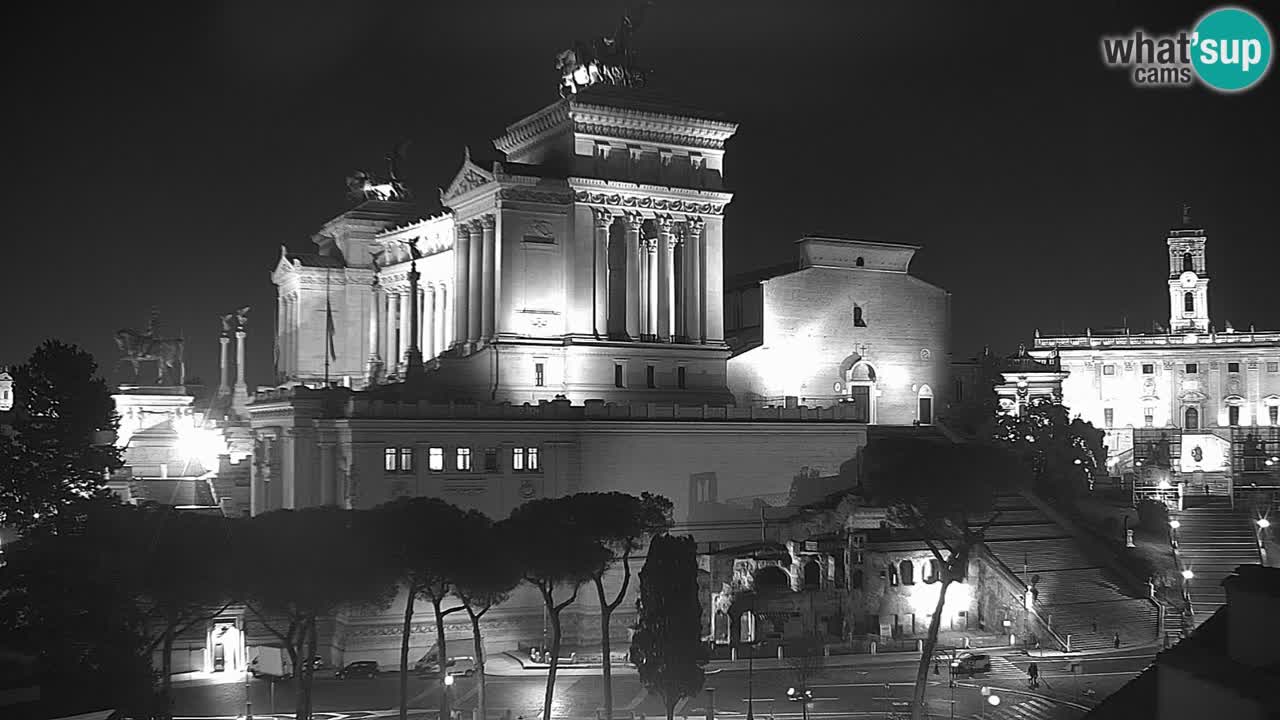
[1257,517,1271,548]
[444,672,454,720]
[1169,519,1180,548]
[1181,568,1194,581]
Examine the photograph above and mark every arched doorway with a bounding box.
[846,362,877,423]
[803,559,822,589]
[1185,406,1200,430]
[917,384,934,425]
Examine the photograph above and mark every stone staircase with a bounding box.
[979,494,1159,651]
[1172,498,1262,628]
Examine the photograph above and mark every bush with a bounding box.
[1136,500,1169,533]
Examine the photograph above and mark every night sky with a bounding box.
[4,1,1278,390]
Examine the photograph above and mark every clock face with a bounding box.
[1179,271,1198,288]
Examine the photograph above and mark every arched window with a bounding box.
[853,305,867,327]
[899,560,915,585]
[803,559,822,589]
[855,256,865,267]
[1184,292,1195,313]
[754,565,789,590]
[924,559,941,583]
[1183,252,1194,272]
[1185,406,1200,430]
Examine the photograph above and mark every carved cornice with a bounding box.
[568,103,738,150]
[493,101,572,156]
[576,191,725,216]
[442,157,496,204]
[498,187,574,205]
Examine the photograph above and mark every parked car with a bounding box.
[420,657,476,677]
[951,652,992,675]
[336,661,380,679]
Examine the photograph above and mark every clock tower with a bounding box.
[1167,213,1210,333]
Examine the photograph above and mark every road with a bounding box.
[172,648,1157,720]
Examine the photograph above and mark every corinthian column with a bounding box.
[592,208,612,336]
[684,216,705,343]
[480,214,496,342]
[233,329,249,413]
[368,279,381,361]
[424,285,436,359]
[468,221,483,347]
[646,238,659,338]
[454,227,470,351]
[437,284,449,354]
[624,213,642,340]
[656,216,676,342]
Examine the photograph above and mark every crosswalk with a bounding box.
[968,695,1063,719]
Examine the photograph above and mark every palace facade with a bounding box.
[1032,219,1280,499]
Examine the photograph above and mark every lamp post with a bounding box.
[1257,517,1271,549]
[444,672,454,720]
[1169,519,1180,549]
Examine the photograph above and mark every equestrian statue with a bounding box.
[114,309,186,385]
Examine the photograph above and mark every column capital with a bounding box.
[456,225,471,240]
[479,214,497,230]
[655,215,677,234]
[592,207,615,228]
[624,212,645,231]
[685,215,706,234]
[235,330,247,340]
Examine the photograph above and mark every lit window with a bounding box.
[1103,365,1115,376]
[513,447,525,471]
[899,560,914,585]
[456,447,472,471]
[1185,363,1198,374]
[678,366,687,389]
[1104,408,1114,427]
[1270,406,1278,425]
[1142,363,1155,375]
[484,448,498,472]
[527,446,540,471]
[428,447,444,472]
[398,447,413,472]
[1144,408,1154,427]
[1228,362,1241,373]
[535,362,545,387]
[614,363,625,388]
[646,365,656,388]
[384,448,397,472]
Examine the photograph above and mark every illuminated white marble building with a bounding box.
[253,85,956,667]
[274,89,737,405]
[1032,219,1280,494]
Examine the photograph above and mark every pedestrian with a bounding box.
[1113,632,1121,649]
[1028,662,1039,689]
[1091,619,1098,633]
[933,658,940,675]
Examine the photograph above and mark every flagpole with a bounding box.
[325,266,331,387]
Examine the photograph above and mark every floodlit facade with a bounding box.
[250,86,955,667]
[726,237,950,424]
[1032,219,1280,498]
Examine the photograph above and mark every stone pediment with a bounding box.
[1179,389,1208,403]
[441,149,495,203]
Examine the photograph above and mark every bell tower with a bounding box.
[1167,205,1210,333]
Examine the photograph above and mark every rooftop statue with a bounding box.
[115,309,185,385]
[557,0,652,97]
[346,140,412,202]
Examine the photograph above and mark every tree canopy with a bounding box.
[0,341,121,530]
[993,398,1107,500]
[630,533,707,720]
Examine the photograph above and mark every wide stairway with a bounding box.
[1172,498,1262,628]
[979,495,1159,651]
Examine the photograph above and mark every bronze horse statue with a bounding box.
[115,329,185,385]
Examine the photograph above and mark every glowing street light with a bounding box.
[1169,520,1181,529]
[1257,517,1271,548]
[444,674,454,687]
[1181,569,1194,581]
[1259,518,1272,530]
